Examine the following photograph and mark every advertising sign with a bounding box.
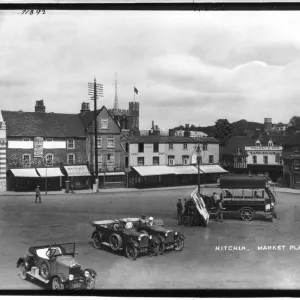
[33,137,43,157]
[190,188,210,226]
[245,146,282,151]
[64,165,91,177]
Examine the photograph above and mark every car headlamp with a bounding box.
[149,235,152,239]
[175,232,178,235]
[84,270,90,278]
[138,236,141,241]
[68,274,74,281]
[165,233,168,237]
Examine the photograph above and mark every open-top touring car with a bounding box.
[91,219,160,260]
[120,217,185,254]
[17,243,97,290]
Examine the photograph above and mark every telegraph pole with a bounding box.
[88,78,103,192]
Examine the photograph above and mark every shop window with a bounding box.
[182,156,189,165]
[107,137,115,148]
[153,143,159,153]
[67,139,75,149]
[253,156,257,164]
[97,137,102,148]
[263,156,268,164]
[169,143,173,150]
[209,155,214,164]
[125,143,129,153]
[67,154,75,165]
[138,157,144,166]
[183,143,188,150]
[125,157,129,168]
[153,157,159,165]
[138,143,144,153]
[100,118,108,129]
[294,160,300,170]
[203,144,208,151]
[105,175,123,183]
[22,154,31,167]
[45,154,53,166]
[294,146,300,153]
[168,156,175,166]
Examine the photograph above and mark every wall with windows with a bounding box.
[245,146,283,166]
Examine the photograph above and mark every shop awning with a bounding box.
[200,165,228,174]
[10,168,39,178]
[170,165,203,175]
[37,168,64,177]
[99,172,126,176]
[132,166,175,176]
[64,165,91,177]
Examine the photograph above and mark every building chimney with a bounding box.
[264,118,272,132]
[35,100,45,113]
[80,102,90,114]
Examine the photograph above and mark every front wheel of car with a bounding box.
[148,239,159,256]
[19,262,27,280]
[125,243,139,260]
[93,233,102,249]
[85,276,96,290]
[52,277,65,290]
[40,261,50,280]
[174,237,184,251]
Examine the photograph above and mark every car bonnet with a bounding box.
[56,255,80,267]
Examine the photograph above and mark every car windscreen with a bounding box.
[58,243,75,256]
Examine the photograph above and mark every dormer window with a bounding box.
[255,140,261,146]
[268,140,273,147]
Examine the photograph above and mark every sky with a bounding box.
[1,10,300,130]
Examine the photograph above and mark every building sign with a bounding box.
[158,152,165,155]
[249,151,281,155]
[245,146,282,151]
[34,137,43,157]
[144,144,153,149]
[130,153,138,155]
[64,165,91,177]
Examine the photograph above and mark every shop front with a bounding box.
[171,165,201,186]
[200,164,228,183]
[63,165,92,190]
[36,168,65,191]
[7,168,40,192]
[99,172,126,189]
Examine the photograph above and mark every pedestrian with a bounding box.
[183,198,188,215]
[177,199,183,220]
[35,186,42,203]
[216,194,225,222]
[147,216,154,226]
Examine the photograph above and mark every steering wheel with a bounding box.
[46,248,57,257]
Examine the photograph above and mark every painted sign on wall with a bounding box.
[34,137,43,157]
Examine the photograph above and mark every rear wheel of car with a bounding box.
[148,238,159,256]
[174,237,184,251]
[19,262,27,280]
[240,208,255,221]
[125,243,138,260]
[52,277,65,290]
[110,233,122,251]
[40,261,51,280]
[93,233,102,249]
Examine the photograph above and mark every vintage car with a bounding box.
[91,219,161,260]
[17,243,97,290]
[121,217,185,254]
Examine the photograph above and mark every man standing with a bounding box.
[216,194,225,222]
[177,199,183,220]
[35,186,42,203]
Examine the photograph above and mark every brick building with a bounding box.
[1,100,91,192]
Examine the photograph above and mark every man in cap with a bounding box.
[35,186,42,203]
[177,199,183,220]
[139,214,147,225]
[147,216,154,226]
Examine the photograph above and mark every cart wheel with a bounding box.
[240,208,255,221]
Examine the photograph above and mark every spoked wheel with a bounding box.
[125,243,138,260]
[174,237,184,251]
[85,275,96,290]
[240,208,255,221]
[19,262,27,280]
[40,261,50,280]
[52,277,65,290]
[93,233,102,249]
[110,234,122,251]
[148,239,159,256]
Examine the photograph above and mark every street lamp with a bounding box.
[196,144,202,194]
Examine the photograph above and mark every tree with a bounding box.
[212,119,233,147]
[287,116,300,134]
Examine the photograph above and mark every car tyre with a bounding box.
[174,237,184,251]
[52,277,65,290]
[148,238,159,256]
[19,262,27,280]
[92,233,102,249]
[40,261,51,280]
[240,208,255,221]
[125,243,138,260]
[110,233,122,251]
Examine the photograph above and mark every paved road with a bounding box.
[1,187,300,290]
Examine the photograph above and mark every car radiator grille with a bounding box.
[140,236,149,248]
[69,266,81,278]
[165,232,175,242]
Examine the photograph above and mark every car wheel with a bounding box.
[125,243,138,260]
[85,275,96,290]
[240,208,255,221]
[110,233,122,251]
[52,277,65,290]
[19,262,27,280]
[40,261,51,280]
[93,233,102,249]
[174,237,184,251]
[148,239,159,256]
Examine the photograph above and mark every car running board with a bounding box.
[101,242,123,250]
[27,272,49,284]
